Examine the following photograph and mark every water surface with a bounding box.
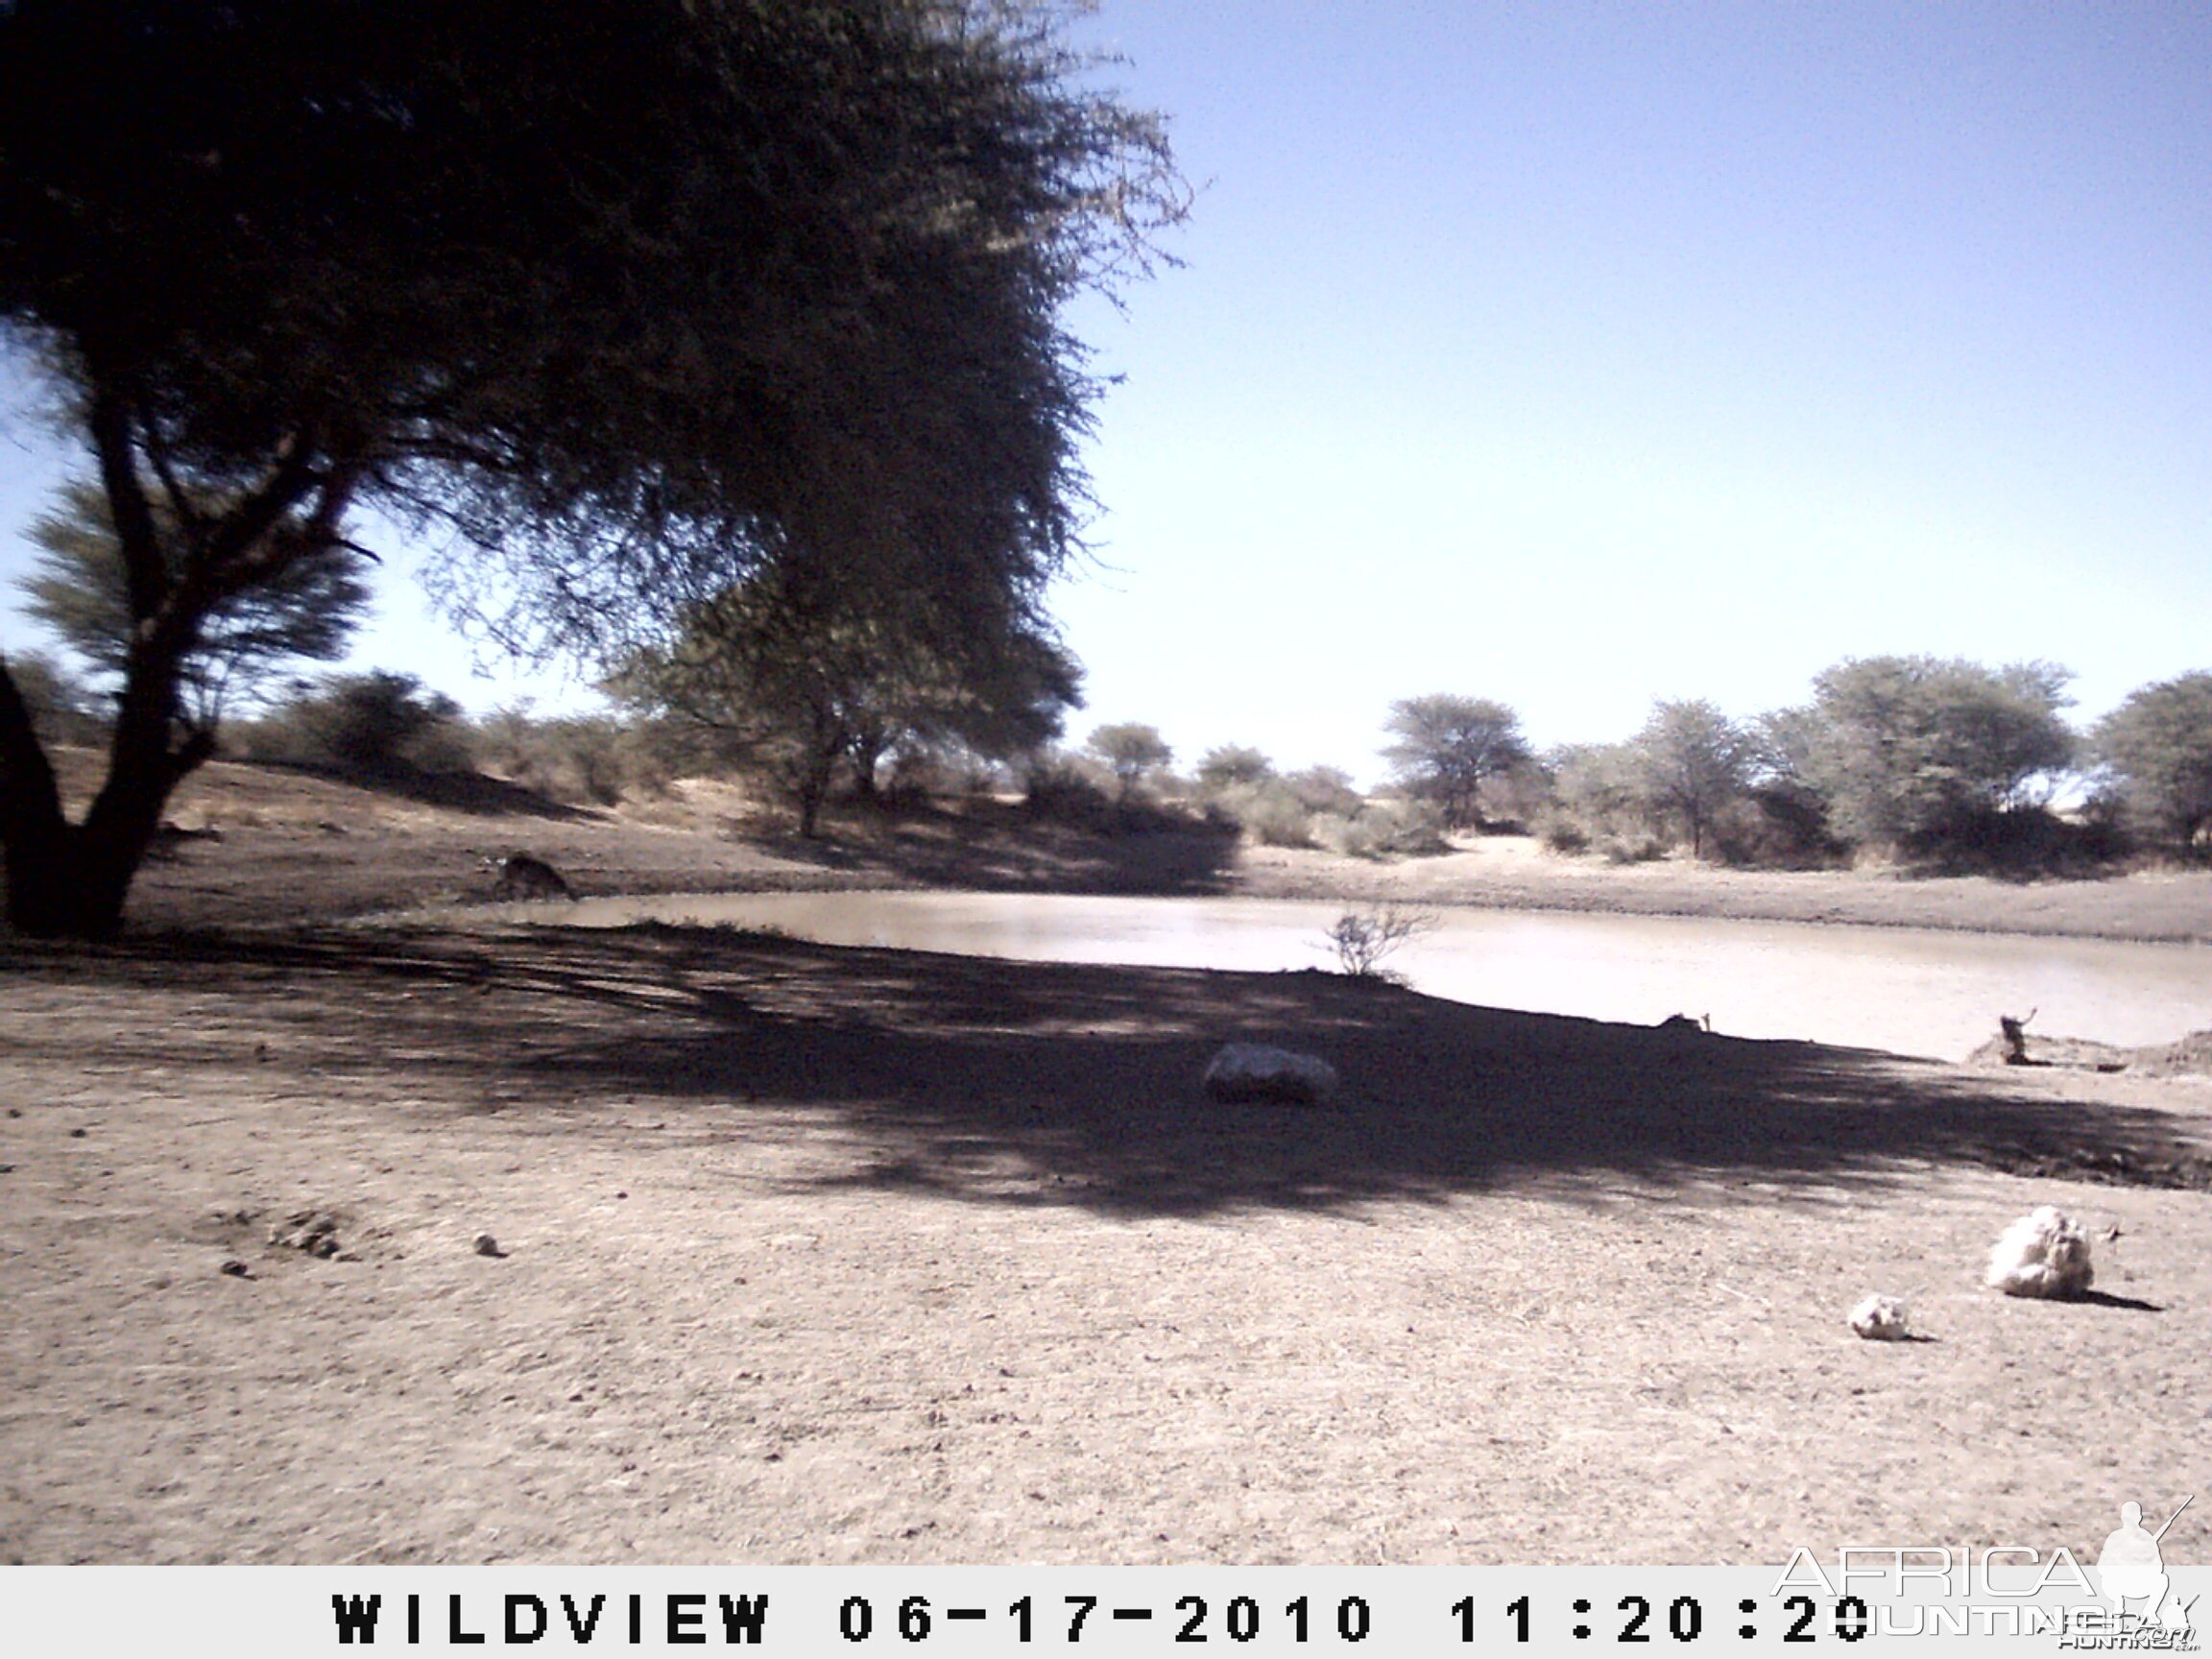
[551,890,2211,1062]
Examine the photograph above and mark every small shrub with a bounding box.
[1598,831,1668,865]
[1022,754,1120,828]
[473,708,674,806]
[1283,765,1362,817]
[1705,786,1846,869]
[1313,799,1448,858]
[1536,812,1590,854]
[1194,743,1274,793]
[1358,799,1449,855]
[1320,904,1436,982]
[1308,811,1358,854]
[1230,781,1316,848]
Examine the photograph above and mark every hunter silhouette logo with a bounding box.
[2096,1496,2195,1634]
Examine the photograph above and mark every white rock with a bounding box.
[1848,1293,1911,1340]
[1985,1206,2095,1299]
[1202,1044,1340,1107]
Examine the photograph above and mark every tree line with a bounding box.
[1354,667,2211,868]
[1045,661,2212,873]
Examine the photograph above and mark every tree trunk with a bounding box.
[0,649,208,940]
[849,730,888,805]
[795,764,828,838]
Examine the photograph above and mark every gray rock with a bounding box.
[1202,1043,1340,1107]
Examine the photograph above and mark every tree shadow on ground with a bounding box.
[33,925,2212,1220]
[752,799,1242,897]
[267,762,601,823]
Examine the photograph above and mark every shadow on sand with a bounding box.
[747,800,1243,898]
[42,923,2212,1220]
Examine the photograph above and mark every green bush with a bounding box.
[241,670,472,779]
[1022,754,1121,828]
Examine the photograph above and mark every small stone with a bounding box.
[473,1233,507,1258]
[270,1210,343,1256]
[1848,1294,1910,1340]
[219,1259,253,1279]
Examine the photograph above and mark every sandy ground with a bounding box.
[3,757,2210,1564]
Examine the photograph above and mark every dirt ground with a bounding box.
[3,757,2209,1564]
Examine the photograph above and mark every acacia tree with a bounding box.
[1630,699,1750,859]
[2095,672,2212,856]
[1381,694,1530,829]
[1794,656,2075,853]
[840,614,1084,807]
[614,548,1082,837]
[20,480,371,726]
[1194,744,1274,793]
[0,0,1183,936]
[1086,723,1174,798]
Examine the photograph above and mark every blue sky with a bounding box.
[6,2,2210,785]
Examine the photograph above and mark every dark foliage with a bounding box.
[0,0,1183,934]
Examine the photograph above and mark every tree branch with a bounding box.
[87,385,171,634]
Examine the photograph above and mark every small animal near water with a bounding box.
[491,852,576,902]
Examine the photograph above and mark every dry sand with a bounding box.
[3,757,2209,1564]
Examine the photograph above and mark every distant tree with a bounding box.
[0,0,1185,937]
[1086,723,1174,799]
[268,670,470,780]
[613,554,1081,837]
[2095,672,2212,856]
[1629,699,1750,859]
[1727,706,1847,866]
[844,624,1083,805]
[19,481,371,725]
[1382,694,1530,829]
[1745,706,1821,792]
[613,576,879,837]
[1194,744,1274,793]
[1796,656,2075,853]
